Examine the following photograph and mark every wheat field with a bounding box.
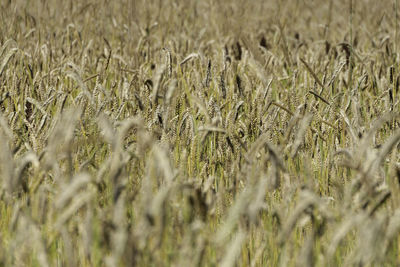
[0,0,400,266]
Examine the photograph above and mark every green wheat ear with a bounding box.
[0,1,399,266]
